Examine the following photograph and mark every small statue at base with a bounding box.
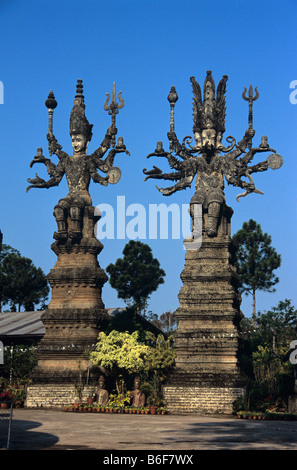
[130,376,145,407]
[93,375,109,406]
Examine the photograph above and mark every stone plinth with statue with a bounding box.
[26,80,129,407]
[144,71,283,414]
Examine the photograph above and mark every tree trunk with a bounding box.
[252,288,256,319]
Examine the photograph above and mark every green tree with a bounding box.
[242,299,297,350]
[233,219,281,317]
[0,244,49,312]
[239,299,297,410]
[0,342,38,387]
[142,332,176,406]
[90,329,176,404]
[106,240,166,314]
[159,310,177,333]
[90,330,150,395]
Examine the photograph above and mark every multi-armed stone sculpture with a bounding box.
[144,71,283,414]
[26,80,129,406]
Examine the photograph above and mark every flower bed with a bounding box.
[236,410,297,421]
[0,388,25,408]
[65,404,168,414]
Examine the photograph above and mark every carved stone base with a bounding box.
[29,206,109,404]
[31,307,109,384]
[164,204,245,414]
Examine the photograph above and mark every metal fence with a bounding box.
[0,402,13,450]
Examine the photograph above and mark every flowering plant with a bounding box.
[0,390,12,401]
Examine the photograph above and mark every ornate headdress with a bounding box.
[69,79,93,141]
[190,70,228,135]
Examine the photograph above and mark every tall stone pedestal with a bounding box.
[164,204,245,414]
[27,206,109,407]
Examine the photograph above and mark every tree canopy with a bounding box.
[106,240,166,314]
[90,330,150,394]
[238,299,297,411]
[0,244,49,312]
[90,329,175,403]
[233,219,281,317]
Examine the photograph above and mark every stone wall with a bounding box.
[26,384,95,408]
[164,385,244,414]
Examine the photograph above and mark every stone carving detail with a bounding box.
[27,80,130,242]
[26,80,129,390]
[144,71,283,414]
[144,71,283,238]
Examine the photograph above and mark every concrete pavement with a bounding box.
[1,408,297,451]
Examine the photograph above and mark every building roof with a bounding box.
[0,307,165,344]
[0,311,45,340]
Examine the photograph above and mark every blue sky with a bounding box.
[0,0,296,318]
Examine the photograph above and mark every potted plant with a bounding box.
[13,388,26,408]
[158,407,167,415]
[147,393,160,414]
[87,396,94,405]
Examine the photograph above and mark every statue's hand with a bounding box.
[47,133,62,152]
[107,125,117,136]
[245,128,255,139]
[167,131,177,142]
[26,174,47,192]
[30,154,47,168]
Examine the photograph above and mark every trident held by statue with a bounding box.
[242,84,259,150]
[104,82,125,148]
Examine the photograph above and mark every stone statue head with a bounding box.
[71,133,89,155]
[98,375,106,389]
[69,79,93,148]
[134,376,141,390]
[191,71,228,153]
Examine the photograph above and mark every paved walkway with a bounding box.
[1,408,297,451]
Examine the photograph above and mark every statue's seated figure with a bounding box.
[93,375,109,406]
[27,79,129,242]
[130,376,145,407]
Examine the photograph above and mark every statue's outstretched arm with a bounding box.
[167,131,192,159]
[89,158,108,186]
[92,125,116,159]
[225,128,252,159]
[29,151,57,177]
[26,162,64,192]
[47,131,68,159]
[90,171,109,186]
[94,139,130,173]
